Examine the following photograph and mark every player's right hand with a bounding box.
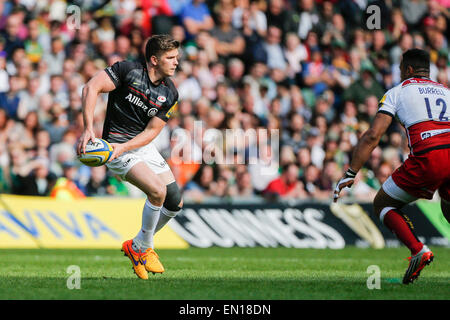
[77,129,96,155]
[333,168,357,202]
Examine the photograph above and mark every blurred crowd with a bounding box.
[0,0,449,202]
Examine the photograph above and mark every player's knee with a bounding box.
[147,180,166,203]
[163,181,183,211]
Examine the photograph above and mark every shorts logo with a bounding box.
[157,96,166,103]
[148,108,158,117]
[122,159,132,167]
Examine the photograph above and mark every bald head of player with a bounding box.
[400,48,430,82]
[145,35,180,84]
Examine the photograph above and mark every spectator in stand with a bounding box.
[43,36,65,76]
[0,12,24,57]
[86,165,112,197]
[296,0,321,40]
[302,47,333,97]
[0,75,22,120]
[211,8,245,61]
[12,157,57,196]
[263,25,286,71]
[342,60,384,105]
[266,0,297,36]
[228,165,255,197]
[17,75,41,117]
[24,19,44,64]
[302,163,330,200]
[181,0,215,40]
[263,162,307,199]
[183,164,218,201]
[281,112,308,153]
[284,32,308,80]
[232,0,267,38]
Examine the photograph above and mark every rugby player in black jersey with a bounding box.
[77,35,182,280]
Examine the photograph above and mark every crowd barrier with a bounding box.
[0,195,448,249]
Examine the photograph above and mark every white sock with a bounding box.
[154,206,180,233]
[133,199,162,250]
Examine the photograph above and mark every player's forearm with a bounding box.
[121,127,160,152]
[81,85,98,131]
[349,129,381,173]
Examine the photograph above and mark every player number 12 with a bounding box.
[424,97,448,121]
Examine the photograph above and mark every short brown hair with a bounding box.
[145,34,179,62]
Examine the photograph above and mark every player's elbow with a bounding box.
[363,129,381,146]
[82,83,95,100]
[82,76,104,98]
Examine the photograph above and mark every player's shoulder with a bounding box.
[105,60,145,81]
[162,77,179,100]
[115,60,145,73]
[381,82,401,101]
[162,77,177,92]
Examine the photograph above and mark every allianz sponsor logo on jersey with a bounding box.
[169,207,346,249]
[125,93,158,117]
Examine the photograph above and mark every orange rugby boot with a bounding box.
[143,248,165,274]
[121,239,149,280]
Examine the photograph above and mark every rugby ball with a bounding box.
[78,138,113,167]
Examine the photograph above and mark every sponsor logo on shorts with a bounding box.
[420,128,450,140]
[148,159,168,168]
[123,159,132,167]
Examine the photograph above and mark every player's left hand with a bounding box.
[108,143,127,162]
[333,168,357,202]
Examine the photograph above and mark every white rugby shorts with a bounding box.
[105,142,170,180]
[381,175,418,203]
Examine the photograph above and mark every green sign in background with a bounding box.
[416,200,450,240]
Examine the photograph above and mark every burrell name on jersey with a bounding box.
[103,60,178,143]
[378,77,450,155]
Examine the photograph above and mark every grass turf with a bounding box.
[0,247,449,300]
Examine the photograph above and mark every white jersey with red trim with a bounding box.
[378,77,450,155]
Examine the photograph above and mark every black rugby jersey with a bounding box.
[102,60,178,143]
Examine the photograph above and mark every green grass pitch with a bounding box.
[0,247,449,300]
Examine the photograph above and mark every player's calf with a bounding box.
[373,187,423,255]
